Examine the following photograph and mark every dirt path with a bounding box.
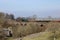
[13,32,46,40]
[23,32,46,39]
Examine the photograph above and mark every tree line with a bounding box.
[0,12,37,22]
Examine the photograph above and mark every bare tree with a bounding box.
[32,14,37,20]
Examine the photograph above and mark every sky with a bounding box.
[0,0,60,18]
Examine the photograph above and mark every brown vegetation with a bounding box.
[0,12,60,40]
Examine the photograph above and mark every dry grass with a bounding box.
[22,31,60,40]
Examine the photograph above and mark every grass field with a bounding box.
[7,31,60,40]
[22,31,60,40]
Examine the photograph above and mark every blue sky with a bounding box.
[0,0,60,18]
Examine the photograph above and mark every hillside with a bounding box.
[0,13,60,40]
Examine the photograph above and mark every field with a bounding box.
[7,31,60,40]
[0,13,60,40]
[5,22,60,40]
